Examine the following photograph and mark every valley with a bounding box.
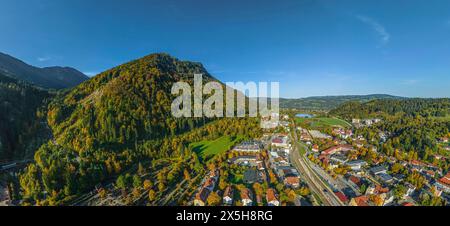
[0,52,449,207]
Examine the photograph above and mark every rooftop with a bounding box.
[334,191,348,203]
[240,188,252,200]
[352,195,370,206]
[266,189,278,203]
[243,169,259,184]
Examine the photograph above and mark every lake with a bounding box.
[296,113,314,118]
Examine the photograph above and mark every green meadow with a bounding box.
[190,135,242,161]
[296,117,351,128]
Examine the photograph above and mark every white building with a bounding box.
[223,186,234,205]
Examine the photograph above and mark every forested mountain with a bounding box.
[329,98,450,120]
[17,53,262,205]
[0,72,52,161]
[280,94,403,110]
[0,52,88,89]
[47,53,220,153]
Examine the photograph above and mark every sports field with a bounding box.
[190,135,241,161]
[296,117,351,128]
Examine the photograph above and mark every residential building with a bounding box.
[266,189,280,206]
[333,128,353,139]
[194,171,218,206]
[256,195,263,206]
[404,183,416,198]
[194,187,211,206]
[284,176,300,189]
[349,195,371,206]
[346,160,367,171]
[377,173,394,184]
[330,154,348,164]
[229,155,261,167]
[234,141,263,152]
[366,184,389,195]
[435,172,450,193]
[276,166,299,179]
[347,175,364,189]
[271,136,290,148]
[311,144,320,152]
[309,130,332,139]
[223,186,234,206]
[401,202,415,206]
[370,166,387,175]
[321,144,353,156]
[334,191,348,203]
[240,188,253,206]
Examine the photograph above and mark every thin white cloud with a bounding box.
[357,15,391,46]
[37,56,51,62]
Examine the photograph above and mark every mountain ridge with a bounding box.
[0,52,88,89]
[279,94,405,110]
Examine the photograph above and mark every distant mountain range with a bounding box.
[0,52,88,89]
[279,94,405,110]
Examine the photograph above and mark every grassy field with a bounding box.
[190,135,241,161]
[296,117,351,128]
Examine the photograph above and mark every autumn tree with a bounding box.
[148,189,156,202]
[207,192,221,206]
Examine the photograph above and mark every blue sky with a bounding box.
[1,0,450,98]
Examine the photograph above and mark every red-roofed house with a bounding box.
[266,189,280,206]
[312,144,320,152]
[435,172,450,193]
[322,144,353,156]
[334,191,348,203]
[348,175,362,188]
[374,185,389,194]
[284,176,300,189]
[349,195,370,206]
[271,136,289,148]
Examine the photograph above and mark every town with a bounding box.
[192,130,312,206]
[190,113,450,206]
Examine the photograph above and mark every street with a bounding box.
[290,126,345,206]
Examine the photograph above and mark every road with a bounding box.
[0,159,33,173]
[290,127,345,206]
